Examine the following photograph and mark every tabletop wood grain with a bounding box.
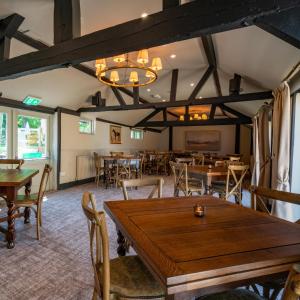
[0,169,39,187]
[104,196,300,295]
[188,165,228,176]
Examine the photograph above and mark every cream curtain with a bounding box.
[251,105,272,187]
[271,82,294,221]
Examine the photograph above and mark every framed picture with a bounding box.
[110,125,122,144]
[185,130,221,151]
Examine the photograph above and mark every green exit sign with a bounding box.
[23,96,42,106]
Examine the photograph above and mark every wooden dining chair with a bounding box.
[215,160,226,167]
[81,192,165,300]
[93,152,104,187]
[120,177,164,200]
[212,165,249,204]
[170,161,203,197]
[193,154,205,166]
[198,263,300,300]
[229,156,240,162]
[14,164,52,240]
[175,157,195,165]
[249,186,300,299]
[110,151,124,157]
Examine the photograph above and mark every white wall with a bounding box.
[60,113,168,184]
[172,125,236,155]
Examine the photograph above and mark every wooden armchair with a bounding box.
[198,263,300,300]
[81,192,165,300]
[249,186,300,299]
[170,161,203,197]
[120,177,164,200]
[15,164,52,240]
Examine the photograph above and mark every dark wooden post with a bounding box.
[169,126,173,151]
[235,124,241,154]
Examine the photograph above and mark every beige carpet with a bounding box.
[0,176,250,300]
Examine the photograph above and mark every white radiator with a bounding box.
[76,155,94,180]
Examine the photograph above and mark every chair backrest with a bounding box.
[250,186,300,218]
[193,154,204,166]
[225,164,249,204]
[229,156,240,161]
[121,177,164,200]
[0,159,24,169]
[215,160,226,167]
[282,263,300,300]
[37,164,52,203]
[170,161,189,195]
[110,151,124,157]
[93,152,102,169]
[175,157,194,165]
[226,160,244,166]
[81,192,110,300]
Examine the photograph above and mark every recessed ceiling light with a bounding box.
[190,83,195,87]
[198,96,202,99]
[162,99,166,102]
[141,12,148,18]
[170,54,176,59]
[147,88,151,92]
[154,94,161,99]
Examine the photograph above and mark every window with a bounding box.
[131,129,144,140]
[0,112,7,158]
[17,115,48,159]
[79,119,94,134]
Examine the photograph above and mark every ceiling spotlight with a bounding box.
[190,83,195,87]
[154,94,161,99]
[162,99,166,102]
[141,12,148,18]
[170,54,176,59]
[147,88,151,92]
[198,96,203,99]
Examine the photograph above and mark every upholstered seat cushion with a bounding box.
[104,255,165,299]
[198,289,264,300]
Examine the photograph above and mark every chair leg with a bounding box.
[92,288,98,300]
[36,206,41,240]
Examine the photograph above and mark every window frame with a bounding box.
[0,110,9,159]
[14,110,50,161]
[79,118,95,135]
[130,128,144,140]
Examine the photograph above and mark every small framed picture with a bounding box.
[110,125,122,144]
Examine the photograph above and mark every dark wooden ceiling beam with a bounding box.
[134,109,163,127]
[209,104,217,119]
[78,91,273,112]
[139,117,251,127]
[163,0,180,10]
[170,69,179,102]
[219,103,251,120]
[133,86,139,105]
[255,7,300,49]
[163,108,167,121]
[2,0,299,80]
[54,0,81,44]
[0,14,24,60]
[201,35,222,96]
[188,66,214,102]
[111,87,126,106]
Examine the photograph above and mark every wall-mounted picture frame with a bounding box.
[110,125,122,144]
[185,130,221,151]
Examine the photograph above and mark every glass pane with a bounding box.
[17,115,47,159]
[79,120,93,134]
[0,112,7,158]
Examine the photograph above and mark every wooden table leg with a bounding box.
[117,230,128,256]
[5,187,17,249]
[24,179,32,224]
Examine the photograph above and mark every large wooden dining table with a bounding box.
[105,196,300,299]
[188,165,228,194]
[0,169,39,248]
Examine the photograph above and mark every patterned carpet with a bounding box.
[0,176,250,300]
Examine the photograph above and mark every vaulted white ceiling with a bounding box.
[0,0,299,126]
